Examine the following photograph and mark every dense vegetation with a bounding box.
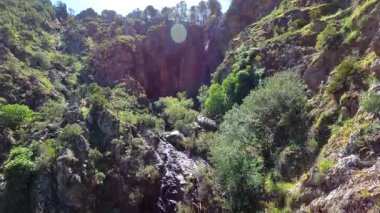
[1,0,380,212]
[210,71,308,211]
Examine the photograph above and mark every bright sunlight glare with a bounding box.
[171,24,187,43]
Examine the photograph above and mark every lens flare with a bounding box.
[170,24,187,44]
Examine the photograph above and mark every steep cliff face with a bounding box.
[87,0,283,99]
[226,0,282,36]
[90,24,209,99]
[3,0,380,212]
[87,29,199,99]
[213,0,379,91]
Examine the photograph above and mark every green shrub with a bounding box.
[239,71,307,147]
[195,165,225,211]
[89,148,103,165]
[59,123,83,142]
[316,25,342,50]
[36,139,57,168]
[37,99,66,122]
[361,91,380,114]
[0,97,7,105]
[94,170,106,184]
[195,132,216,158]
[136,165,160,184]
[265,175,294,195]
[157,93,198,133]
[177,203,193,213]
[197,85,209,109]
[116,35,135,45]
[90,93,107,107]
[318,158,335,173]
[326,59,364,94]
[134,113,165,132]
[309,8,321,20]
[0,104,34,129]
[288,18,308,31]
[0,24,19,45]
[205,67,265,118]
[211,138,264,211]
[31,51,51,68]
[3,146,35,212]
[81,106,90,118]
[210,71,307,211]
[205,83,228,118]
[181,136,196,151]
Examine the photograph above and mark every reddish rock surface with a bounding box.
[226,0,281,36]
[90,23,209,99]
[88,0,283,99]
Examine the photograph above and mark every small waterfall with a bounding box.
[155,139,200,213]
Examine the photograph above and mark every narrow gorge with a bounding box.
[1,0,380,212]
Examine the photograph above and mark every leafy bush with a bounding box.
[157,93,198,133]
[210,71,307,211]
[120,111,164,132]
[59,123,83,142]
[326,59,365,94]
[90,93,107,108]
[318,158,335,173]
[205,83,229,118]
[36,139,57,168]
[181,136,196,151]
[211,138,265,211]
[89,148,103,164]
[205,66,265,118]
[316,25,343,50]
[31,51,51,68]
[0,97,7,105]
[195,132,216,158]
[3,146,35,212]
[81,106,90,118]
[0,104,34,129]
[134,113,164,131]
[238,71,307,148]
[0,24,20,45]
[361,91,380,114]
[37,99,66,122]
[136,165,160,184]
[197,85,209,109]
[195,165,225,212]
[94,170,106,184]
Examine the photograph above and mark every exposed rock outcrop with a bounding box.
[90,24,210,99]
[196,116,218,131]
[88,0,283,99]
[293,113,380,212]
[226,0,281,36]
[163,130,186,151]
[156,138,208,212]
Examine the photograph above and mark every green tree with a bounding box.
[207,0,222,17]
[316,25,342,50]
[211,136,264,211]
[54,1,68,21]
[210,71,308,211]
[0,104,34,129]
[361,91,380,115]
[205,83,229,118]
[197,85,209,109]
[90,93,107,108]
[59,123,83,142]
[157,93,198,134]
[3,147,35,212]
[198,1,208,24]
